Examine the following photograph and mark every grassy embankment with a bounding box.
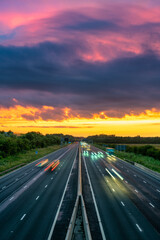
[0,145,63,175]
[93,143,160,173]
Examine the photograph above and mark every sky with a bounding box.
[0,0,160,137]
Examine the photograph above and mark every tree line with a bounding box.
[86,134,160,144]
[0,131,64,158]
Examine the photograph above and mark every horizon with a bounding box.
[1,0,160,136]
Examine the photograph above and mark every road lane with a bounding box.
[82,146,160,240]
[0,144,78,240]
[90,145,160,232]
[0,145,73,203]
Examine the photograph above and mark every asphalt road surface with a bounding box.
[0,143,160,240]
[0,144,78,240]
[82,145,160,240]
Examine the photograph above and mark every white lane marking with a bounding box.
[121,201,125,206]
[156,189,160,193]
[9,196,14,201]
[143,180,146,184]
[105,168,115,180]
[83,155,106,240]
[45,185,48,188]
[134,174,136,177]
[16,178,19,181]
[36,196,39,200]
[48,146,78,240]
[23,185,27,189]
[112,188,115,192]
[51,177,53,180]
[112,168,123,180]
[149,203,155,208]
[135,189,138,193]
[136,224,142,232]
[2,186,6,190]
[20,214,26,221]
[25,173,28,175]
[125,181,128,184]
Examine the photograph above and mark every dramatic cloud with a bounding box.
[0,0,160,135]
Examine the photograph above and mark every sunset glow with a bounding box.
[1,0,160,136]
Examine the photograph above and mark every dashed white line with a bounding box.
[9,196,14,201]
[121,201,125,206]
[149,203,155,208]
[51,177,53,180]
[45,185,48,188]
[20,214,26,221]
[135,189,138,193]
[24,185,27,189]
[143,180,146,184]
[134,175,137,177]
[125,181,128,184]
[112,188,115,192]
[136,224,142,232]
[2,186,6,189]
[36,196,39,200]
[16,178,19,181]
[156,189,160,193]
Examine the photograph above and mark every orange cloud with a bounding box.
[1,105,160,136]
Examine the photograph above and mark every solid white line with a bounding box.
[136,224,142,232]
[45,185,48,188]
[149,203,155,208]
[47,146,78,240]
[36,196,39,200]
[105,168,115,180]
[9,196,14,201]
[112,168,123,180]
[20,214,26,221]
[121,201,125,206]
[156,189,160,193]
[84,155,106,240]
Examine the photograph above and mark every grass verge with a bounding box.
[0,145,64,176]
[92,143,160,173]
[115,151,160,173]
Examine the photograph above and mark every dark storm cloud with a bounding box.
[0,41,160,116]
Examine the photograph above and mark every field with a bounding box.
[126,144,160,150]
[0,145,63,175]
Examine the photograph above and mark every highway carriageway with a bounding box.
[0,143,160,240]
[83,145,160,239]
[0,144,78,240]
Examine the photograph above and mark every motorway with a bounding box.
[0,143,160,240]
[0,144,78,240]
[82,145,160,240]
